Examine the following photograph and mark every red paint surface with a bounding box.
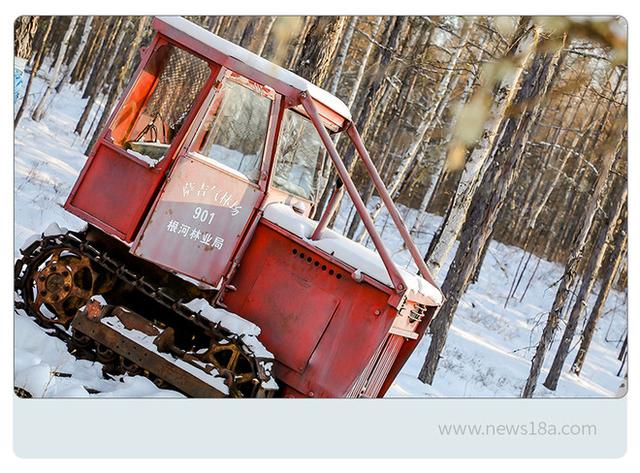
[133,155,262,285]
[66,142,163,240]
[222,221,398,398]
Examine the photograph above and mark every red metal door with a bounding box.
[132,155,263,286]
[66,140,166,241]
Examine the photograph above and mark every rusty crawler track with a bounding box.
[15,229,275,398]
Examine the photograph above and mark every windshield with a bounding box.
[190,78,272,183]
[273,109,325,200]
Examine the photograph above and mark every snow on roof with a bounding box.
[262,203,443,307]
[155,16,352,121]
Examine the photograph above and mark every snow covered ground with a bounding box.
[14,77,627,398]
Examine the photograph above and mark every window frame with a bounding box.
[185,70,276,188]
[103,36,218,171]
[270,107,330,202]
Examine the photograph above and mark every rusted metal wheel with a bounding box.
[21,246,102,327]
[14,387,32,398]
[197,341,259,396]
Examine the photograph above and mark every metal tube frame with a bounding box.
[301,93,439,291]
[311,182,344,241]
[301,94,408,292]
[345,125,439,288]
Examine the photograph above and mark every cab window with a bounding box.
[190,78,272,183]
[109,44,211,163]
[273,109,325,200]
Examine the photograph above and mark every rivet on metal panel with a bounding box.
[374,309,381,316]
[308,391,314,397]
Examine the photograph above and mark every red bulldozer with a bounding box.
[15,16,442,398]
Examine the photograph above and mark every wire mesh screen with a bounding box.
[144,46,210,129]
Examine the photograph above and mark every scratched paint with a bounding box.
[133,154,261,285]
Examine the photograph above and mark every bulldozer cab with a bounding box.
[64,16,443,397]
[66,21,338,285]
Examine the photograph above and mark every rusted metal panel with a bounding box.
[66,142,164,241]
[223,222,397,398]
[378,305,438,397]
[133,155,262,286]
[241,257,340,373]
[72,308,226,398]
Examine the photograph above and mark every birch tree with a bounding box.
[522,123,626,397]
[32,16,78,122]
[410,45,484,238]
[543,173,627,389]
[357,19,474,241]
[56,16,93,93]
[418,26,566,385]
[314,17,403,220]
[255,17,276,56]
[425,19,540,277]
[14,16,53,127]
[75,17,124,136]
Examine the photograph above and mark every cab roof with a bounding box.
[153,16,352,121]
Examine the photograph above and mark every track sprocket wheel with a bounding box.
[21,245,107,327]
[198,340,259,395]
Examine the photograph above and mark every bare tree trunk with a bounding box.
[292,16,348,87]
[341,18,416,237]
[85,18,147,154]
[571,233,627,375]
[31,16,78,121]
[329,16,358,95]
[238,17,259,49]
[528,69,624,250]
[81,17,119,98]
[56,16,93,93]
[522,124,626,398]
[347,17,384,110]
[255,16,276,56]
[311,17,393,220]
[310,16,359,218]
[15,16,39,60]
[346,20,434,237]
[342,19,430,237]
[76,18,124,135]
[359,20,474,240]
[14,16,53,127]
[544,178,627,390]
[14,15,39,105]
[410,47,482,238]
[418,35,563,385]
[287,17,313,69]
[70,17,104,85]
[425,20,539,277]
